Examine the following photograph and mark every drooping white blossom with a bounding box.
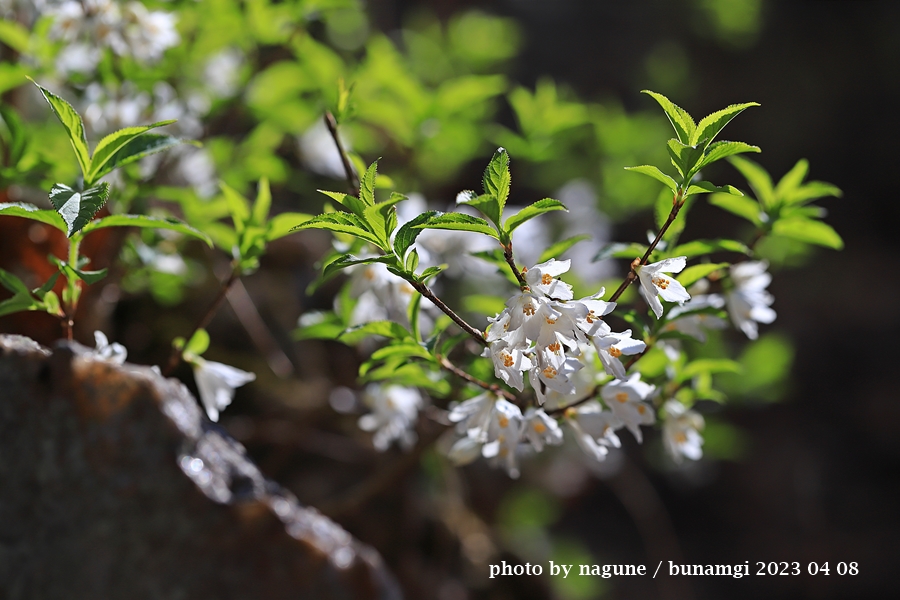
[662,400,704,463]
[636,256,691,319]
[191,357,256,422]
[482,338,532,392]
[524,258,574,300]
[522,408,564,452]
[480,399,525,478]
[665,294,728,342]
[601,373,656,443]
[725,261,776,339]
[357,384,423,451]
[594,329,646,380]
[564,402,621,463]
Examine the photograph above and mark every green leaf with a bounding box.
[482,147,511,214]
[394,211,438,259]
[677,262,729,288]
[684,181,744,197]
[220,182,250,233]
[0,267,30,295]
[773,158,808,199]
[708,193,764,226]
[624,165,678,191]
[670,239,751,259]
[667,139,705,180]
[0,20,30,54]
[503,198,566,233]
[323,254,393,279]
[680,358,742,381]
[362,191,406,248]
[642,90,695,144]
[360,160,379,206]
[691,102,759,148]
[728,156,774,208]
[369,341,433,363]
[539,234,591,263]
[93,134,185,181]
[319,190,367,216]
[417,265,445,283]
[267,212,312,241]
[31,80,90,178]
[49,182,109,237]
[0,202,66,232]
[0,293,39,317]
[80,214,213,246]
[593,242,648,261]
[772,217,843,249]
[413,212,499,239]
[456,192,501,226]
[72,267,108,284]
[340,320,413,344]
[292,212,384,247]
[696,140,760,171]
[87,121,176,185]
[33,272,61,300]
[185,328,210,356]
[251,178,271,226]
[783,181,842,206]
[293,311,345,341]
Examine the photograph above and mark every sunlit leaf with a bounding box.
[49,182,109,237]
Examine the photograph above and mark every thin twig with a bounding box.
[438,355,517,402]
[226,278,295,378]
[162,268,239,376]
[323,111,359,194]
[503,243,528,289]
[609,190,686,304]
[409,279,487,346]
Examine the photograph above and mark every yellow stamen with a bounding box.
[541,273,553,285]
[608,346,622,358]
[542,367,558,379]
[615,392,629,403]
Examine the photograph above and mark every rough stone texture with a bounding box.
[0,335,401,600]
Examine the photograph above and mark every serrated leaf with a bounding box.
[360,160,378,206]
[417,265,445,283]
[458,193,501,226]
[49,182,109,237]
[728,155,774,208]
[678,262,729,288]
[93,134,185,182]
[503,198,566,233]
[292,212,384,247]
[323,254,393,279]
[0,202,66,232]
[624,165,678,191]
[482,147,511,214]
[642,90,695,144]
[772,217,843,249]
[32,80,90,178]
[685,181,744,197]
[412,212,499,239]
[539,234,591,263]
[251,177,271,226]
[696,140,760,171]
[667,139,706,180]
[80,214,213,246]
[363,191,406,247]
[708,193,764,226]
[394,211,438,259]
[267,212,312,241]
[670,239,751,258]
[691,102,759,148]
[87,121,176,185]
[319,189,366,216]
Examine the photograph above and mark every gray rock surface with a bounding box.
[0,334,401,600]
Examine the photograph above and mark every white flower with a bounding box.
[191,357,256,422]
[447,435,483,466]
[480,400,524,478]
[357,385,423,451]
[524,258,574,300]
[664,294,728,342]
[522,408,564,452]
[564,402,620,463]
[662,400,704,463]
[93,331,127,364]
[594,329,646,379]
[725,261,776,339]
[447,392,497,441]
[483,339,532,392]
[636,256,691,319]
[601,373,656,443]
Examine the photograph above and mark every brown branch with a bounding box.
[409,279,487,346]
[226,278,295,378]
[162,268,239,376]
[609,190,686,304]
[438,355,517,402]
[503,243,528,289]
[323,111,359,194]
